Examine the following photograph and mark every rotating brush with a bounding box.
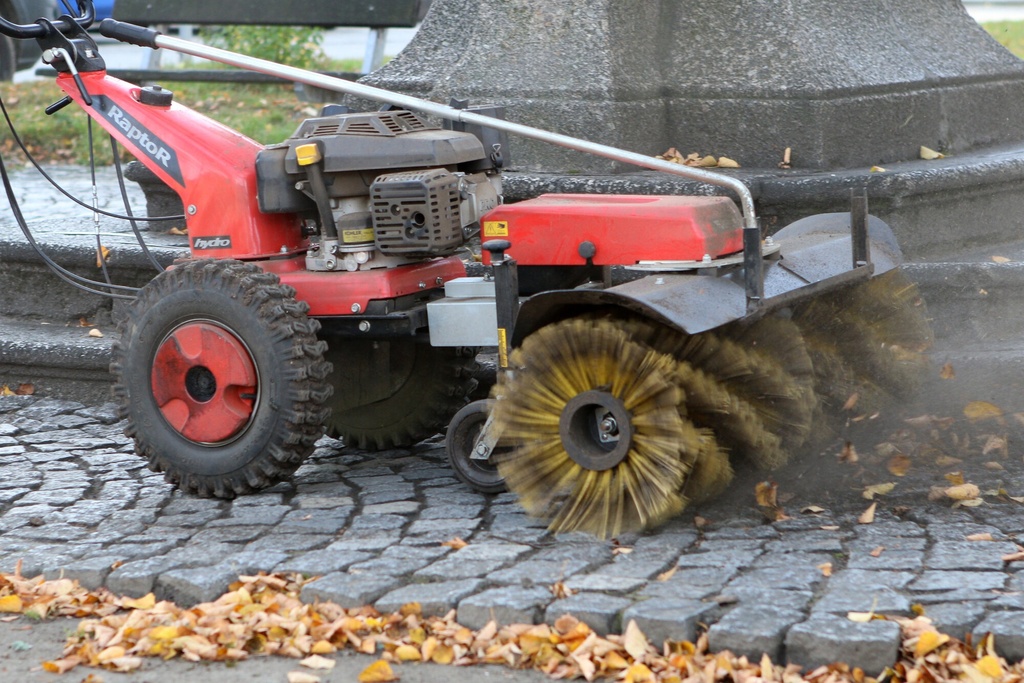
[490,317,703,538]
[792,269,932,419]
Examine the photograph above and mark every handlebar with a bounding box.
[0,0,93,39]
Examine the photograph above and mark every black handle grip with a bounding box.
[99,18,161,48]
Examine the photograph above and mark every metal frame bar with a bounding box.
[148,33,766,303]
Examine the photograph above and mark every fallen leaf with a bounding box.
[944,472,965,486]
[0,595,22,613]
[920,146,945,160]
[169,227,188,236]
[887,454,912,477]
[992,256,1011,264]
[358,659,397,683]
[858,503,877,525]
[964,401,1004,423]
[288,673,321,683]
[934,455,963,467]
[120,594,155,610]
[441,537,467,550]
[871,546,885,557]
[625,662,656,683]
[967,533,994,542]
[42,657,82,674]
[839,442,859,464]
[394,644,421,661]
[978,654,1004,678]
[656,565,678,582]
[945,484,981,501]
[863,483,896,500]
[817,562,833,577]
[624,620,648,660]
[95,245,110,268]
[870,166,886,173]
[1002,549,1024,562]
[843,393,860,411]
[755,481,778,508]
[939,362,955,380]
[848,612,874,623]
[300,655,336,670]
[914,630,949,656]
[982,436,1007,457]
[779,147,792,169]
[550,581,577,599]
[802,505,826,514]
[717,156,740,168]
[89,329,104,338]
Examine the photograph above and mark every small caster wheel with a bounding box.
[445,399,506,494]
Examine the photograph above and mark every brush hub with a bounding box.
[560,390,633,470]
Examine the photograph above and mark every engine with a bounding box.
[255,107,505,272]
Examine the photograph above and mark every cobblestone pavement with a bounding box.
[5,392,1024,674]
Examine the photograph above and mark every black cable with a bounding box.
[0,146,138,299]
[0,94,185,222]
[109,136,165,272]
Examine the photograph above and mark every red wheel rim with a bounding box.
[151,321,258,444]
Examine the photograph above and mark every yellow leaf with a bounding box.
[358,660,397,683]
[964,401,1003,422]
[149,625,180,640]
[288,673,321,683]
[870,166,886,173]
[817,562,833,577]
[755,481,778,507]
[920,146,945,160]
[992,256,1011,264]
[940,362,955,380]
[863,483,895,500]
[847,612,873,623]
[42,657,81,674]
[311,640,334,655]
[945,484,981,501]
[625,662,656,683]
[945,471,965,486]
[431,643,454,664]
[395,644,421,661]
[858,503,877,525]
[0,595,23,613]
[914,630,949,657]
[441,537,468,550]
[88,328,104,338]
[623,620,648,660]
[977,654,1004,678]
[887,454,912,477]
[0,385,13,396]
[697,155,718,167]
[717,156,740,168]
[121,593,156,610]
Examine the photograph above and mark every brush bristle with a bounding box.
[491,318,699,537]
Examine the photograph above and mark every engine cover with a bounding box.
[371,169,463,256]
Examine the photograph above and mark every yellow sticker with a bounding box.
[497,328,508,368]
[483,221,509,237]
[342,228,375,244]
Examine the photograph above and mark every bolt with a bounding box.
[418,281,426,289]
[187,205,197,216]
[351,303,362,313]
[358,321,371,332]
[599,416,618,436]
[765,235,775,246]
[435,277,444,285]
[475,443,490,456]
[702,254,712,264]
[280,245,288,253]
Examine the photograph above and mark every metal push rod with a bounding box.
[100,20,765,302]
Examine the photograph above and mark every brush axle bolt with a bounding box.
[560,390,633,471]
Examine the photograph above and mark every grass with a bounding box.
[981,20,1024,58]
[0,57,364,166]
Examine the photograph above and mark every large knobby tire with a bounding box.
[323,340,478,450]
[111,259,333,498]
